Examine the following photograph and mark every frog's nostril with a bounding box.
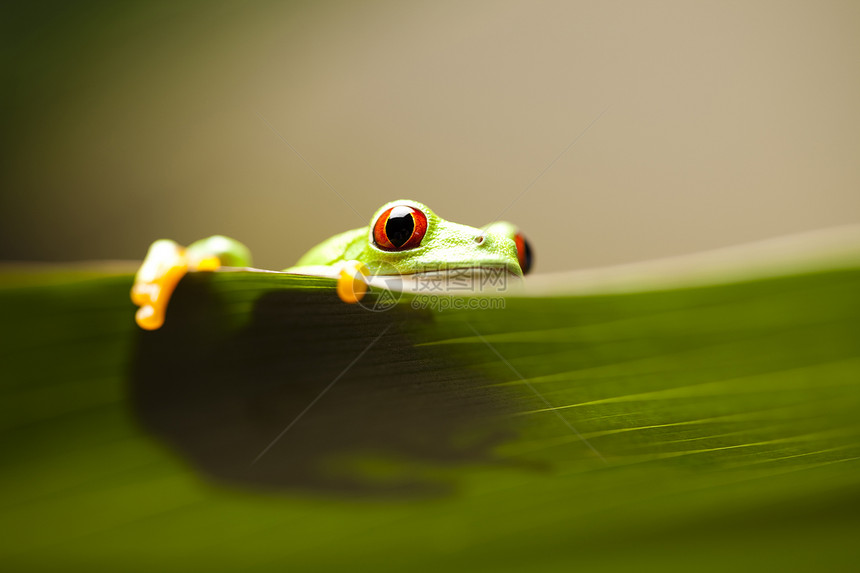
[474,234,485,245]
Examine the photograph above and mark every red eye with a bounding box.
[373,205,428,251]
[514,233,533,274]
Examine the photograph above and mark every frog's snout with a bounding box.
[473,229,515,256]
[467,229,523,276]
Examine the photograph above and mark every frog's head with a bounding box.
[356,199,532,279]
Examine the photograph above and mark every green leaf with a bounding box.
[2,249,860,571]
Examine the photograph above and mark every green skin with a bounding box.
[187,199,525,278]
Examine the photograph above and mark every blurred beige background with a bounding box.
[1,0,858,272]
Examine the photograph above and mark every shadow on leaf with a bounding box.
[129,273,529,497]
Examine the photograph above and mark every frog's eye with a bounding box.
[514,233,533,274]
[373,205,428,251]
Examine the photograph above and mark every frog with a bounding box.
[131,199,533,330]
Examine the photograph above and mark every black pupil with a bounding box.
[521,239,533,273]
[385,208,415,248]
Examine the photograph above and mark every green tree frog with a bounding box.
[131,199,533,330]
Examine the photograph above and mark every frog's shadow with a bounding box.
[128,274,532,498]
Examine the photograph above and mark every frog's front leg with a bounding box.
[333,260,370,304]
[131,235,252,330]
